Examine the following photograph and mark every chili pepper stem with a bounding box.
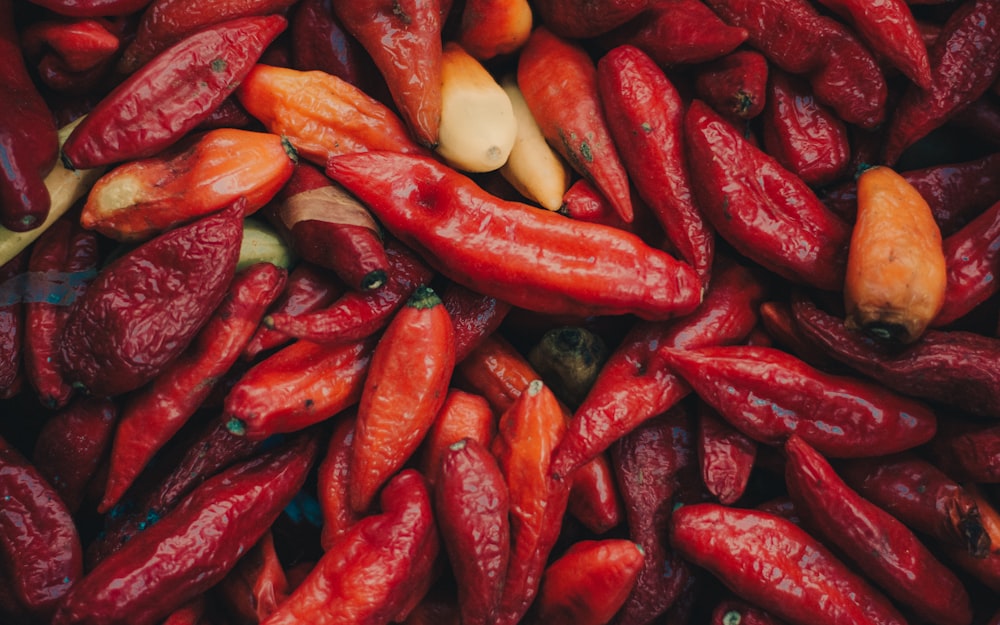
[408,285,442,309]
[361,270,387,291]
[226,418,247,437]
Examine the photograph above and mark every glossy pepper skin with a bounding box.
[289,0,380,91]
[440,281,511,363]
[697,402,756,505]
[21,17,121,94]
[62,16,288,170]
[326,151,702,321]
[52,433,319,625]
[934,198,1000,327]
[58,202,242,397]
[0,0,59,232]
[25,0,150,17]
[784,435,973,625]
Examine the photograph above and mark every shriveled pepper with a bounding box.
[440,281,511,362]
[317,414,361,549]
[532,0,649,38]
[288,0,381,92]
[566,451,623,534]
[928,420,1000,484]
[693,49,769,123]
[697,402,756,505]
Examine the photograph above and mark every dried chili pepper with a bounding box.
[660,344,938,457]
[518,27,634,224]
[317,414,361,549]
[685,99,850,291]
[25,0,150,17]
[942,486,1000,593]
[558,178,636,234]
[784,434,973,625]
[533,0,649,38]
[419,388,495,488]
[53,433,319,625]
[0,434,83,622]
[598,43,714,284]
[289,0,380,90]
[934,198,1000,327]
[454,0,532,60]
[440,281,511,362]
[100,262,286,513]
[22,17,121,93]
[693,49,769,123]
[928,420,1000,484]
[567,451,623,534]
[0,251,26,399]
[58,202,242,398]
[455,333,537,415]
[214,530,289,625]
[326,150,702,320]
[697,402,756,505]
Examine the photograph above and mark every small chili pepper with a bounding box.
[686,98,850,290]
[25,0,150,16]
[440,281,511,362]
[671,503,909,625]
[214,530,289,624]
[454,0,532,60]
[99,262,286,513]
[22,17,121,92]
[317,414,361,549]
[660,344,938,457]
[263,238,434,343]
[419,388,495,488]
[567,451,624,534]
[455,333,538,415]
[289,0,381,91]
[224,336,374,440]
[63,16,287,170]
[59,202,242,397]
[331,0,444,148]
[710,599,788,625]
[80,128,296,241]
[697,402,756,505]
[558,178,636,234]
[31,396,117,515]
[693,48,770,123]
[784,434,973,625]
[934,198,1000,327]
[533,0,649,38]
[0,434,83,622]
[434,438,510,625]
[598,43,715,284]
[0,251,25,398]
[838,453,991,558]
[261,469,439,625]
[760,70,851,188]
[349,285,455,512]
[518,27,633,224]
[533,539,645,625]
[0,0,59,232]
[882,0,1000,164]
[599,0,749,67]
[326,150,702,320]
[53,433,319,625]
[928,420,1000,484]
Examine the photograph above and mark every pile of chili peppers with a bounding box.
[1,0,1000,624]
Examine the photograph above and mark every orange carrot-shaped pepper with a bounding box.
[80,128,296,241]
[349,285,456,512]
[845,165,947,343]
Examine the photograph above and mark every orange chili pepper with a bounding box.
[418,388,496,488]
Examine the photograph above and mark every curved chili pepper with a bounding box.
[693,49,769,123]
[0,251,25,399]
[58,202,242,397]
[434,438,510,625]
[928,420,1000,484]
[518,27,634,224]
[697,402,756,505]
[567,451,624,535]
[100,262,287,513]
[63,16,287,170]
[934,198,1000,327]
[0,434,83,622]
[440,280,511,363]
[671,503,909,625]
[53,433,319,625]
[326,150,702,320]
[785,434,973,625]
[419,388,495,488]
[598,43,715,284]
[838,453,991,558]
[25,0,150,16]
[0,0,59,232]
[660,344,938,457]
[882,0,1000,164]
[317,414,361,549]
[289,0,380,91]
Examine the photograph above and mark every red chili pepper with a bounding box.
[518,26,634,224]
[288,0,381,92]
[63,16,286,169]
[934,198,1000,327]
[671,503,909,625]
[349,285,455,512]
[0,0,59,232]
[660,344,938,457]
[0,251,25,399]
[21,17,121,93]
[330,0,444,148]
[598,44,715,284]
[100,262,287,513]
[434,437,510,625]
[567,451,624,535]
[882,0,1000,164]
[710,599,788,625]
[693,49,770,123]
[317,414,361,549]
[263,238,434,343]
[326,151,702,320]
[532,0,649,38]
[214,530,289,624]
[53,433,319,625]
[23,216,98,409]
[455,333,537,415]
[784,434,973,625]
[685,99,851,290]
[31,396,117,515]
[928,420,1000,484]
[25,0,150,17]
[419,388,495,488]
[0,434,83,622]
[558,178,634,234]
[440,281,511,363]
[697,402,756,505]
[261,469,439,625]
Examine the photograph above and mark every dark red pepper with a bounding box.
[440,280,511,363]
[21,17,121,93]
[25,0,150,17]
[0,251,27,399]
[567,451,624,535]
[928,420,1000,484]
[693,49,770,123]
[697,402,757,505]
[289,0,381,93]
[532,0,649,38]
[934,198,1000,327]
[317,414,361,549]
[948,95,1000,147]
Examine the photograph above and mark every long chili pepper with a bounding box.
[838,453,991,558]
[317,414,361,549]
[0,434,83,622]
[934,198,1000,327]
[440,280,511,363]
[598,44,715,284]
[685,99,851,291]
[263,239,433,343]
[100,262,287,513]
[0,251,26,399]
[784,434,973,625]
[671,503,909,625]
[550,258,766,479]
[928,420,1000,484]
[693,49,770,123]
[326,150,702,320]
[660,344,938,457]
[697,402,757,505]
[53,433,320,625]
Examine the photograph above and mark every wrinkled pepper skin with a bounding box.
[929,421,1000,484]
[440,281,511,363]
[693,49,769,122]
[0,252,26,399]
[661,344,938,457]
[58,203,242,397]
[784,435,973,625]
[671,503,909,625]
[52,433,319,625]
[532,0,649,39]
[21,16,121,94]
[289,0,380,91]
[697,402,756,505]
[934,198,1000,327]
[326,151,702,321]
[0,434,83,622]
